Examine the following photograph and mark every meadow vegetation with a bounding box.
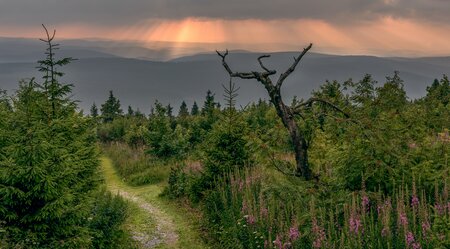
[0,28,449,248]
[95,70,449,248]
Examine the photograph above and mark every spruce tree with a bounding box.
[167,104,173,118]
[422,75,450,130]
[127,105,134,116]
[178,101,189,118]
[201,90,218,115]
[200,90,220,132]
[0,26,100,248]
[199,78,251,191]
[135,108,144,118]
[100,90,122,122]
[191,101,199,115]
[425,75,449,106]
[147,101,187,158]
[0,89,11,154]
[90,102,98,117]
[375,71,407,112]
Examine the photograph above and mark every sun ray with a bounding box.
[2,17,450,57]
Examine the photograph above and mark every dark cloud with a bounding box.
[0,0,449,26]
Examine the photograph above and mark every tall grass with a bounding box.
[204,169,449,248]
[203,169,309,248]
[102,143,172,186]
[317,182,449,249]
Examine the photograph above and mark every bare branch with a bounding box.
[40,24,56,43]
[216,50,258,79]
[216,50,278,80]
[216,50,231,74]
[257,55,276,75]
[268,151,297,177]
[293,97,350,118]
[276,43,313,89]
[273,161,297,177]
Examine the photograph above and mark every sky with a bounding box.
[1,0,450,56]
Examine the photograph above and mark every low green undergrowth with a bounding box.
[89,188,133,249]
[101,143,172,186]
[168,166,449,248]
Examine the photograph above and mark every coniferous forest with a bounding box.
[0,28,449,249]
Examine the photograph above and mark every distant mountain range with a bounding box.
[1,37,449,113]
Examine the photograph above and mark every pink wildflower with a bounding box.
[399,213,408,226]
[241,201,248,213]
[239,180,244,191]
[411,195,419,208]
[312,218,326,248]
[260,206,268,218]
[362,195,370,210]
[412,242,422,249]
[289,225,300,241]
[273,235,282,249]
[421,220,430,237]
[385,199,392,208]
[349,215,362,235]
[435,204,445,215]
[244,214,256,225]
[313,239,322,249]
[283,242,292,249]
[406,231,415,246]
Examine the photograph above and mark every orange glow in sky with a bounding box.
[2,17,450,57]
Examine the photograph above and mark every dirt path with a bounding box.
[101,157,185,249]
[115,189,178,248]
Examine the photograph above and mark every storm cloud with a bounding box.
[1,0,449,26]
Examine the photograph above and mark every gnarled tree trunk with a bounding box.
[217,44,314,179]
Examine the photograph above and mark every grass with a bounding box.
[122,202,156,249]
[102,143,172,186]
[100,156,210,249]
[138,189,209,249]
[191,166,450,248]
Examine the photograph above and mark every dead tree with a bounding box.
[217,44,348,180]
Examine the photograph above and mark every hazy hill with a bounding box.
[0,37,120,63]
[0,38,449,113]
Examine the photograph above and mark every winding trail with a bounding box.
[100,157,208,249]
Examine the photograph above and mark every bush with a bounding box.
[166,166,189,199]
[124,123,148,148]
[199,113,253,190]
[147,102,189,158]
[89,189,130,249]
[97,118,127,142]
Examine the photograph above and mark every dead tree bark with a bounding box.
[217,44,346,180]
[217,44,312,179]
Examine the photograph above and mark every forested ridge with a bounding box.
[1,30,449,248]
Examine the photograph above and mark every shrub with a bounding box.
[165,166,189,199]
[97,118,127,142]
[89,189,130,249]
[200,112,253,188]
[147,101,189,158]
